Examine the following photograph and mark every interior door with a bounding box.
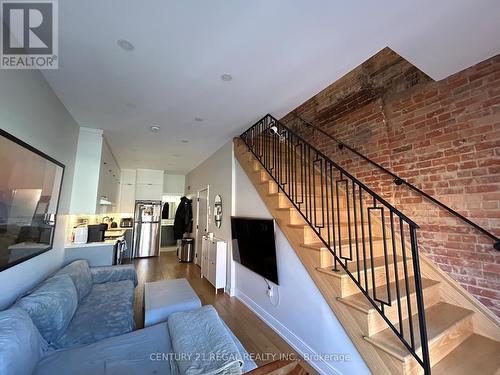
[195,188,208,265]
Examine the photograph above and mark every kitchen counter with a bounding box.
[64,240,118,266]
[65,240,119,249]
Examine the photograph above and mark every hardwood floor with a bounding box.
[132,251,317,373]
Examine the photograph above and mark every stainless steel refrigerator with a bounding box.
[132,200,161,258]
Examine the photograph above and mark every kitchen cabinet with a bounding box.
[135,183,163,200]
[201,236,227,294]
[119,169,164,211]
[70,128,121,214]
[96,140,121,213]
[136,169,163,185]
[135,169,163,201]
[118,169,136,214]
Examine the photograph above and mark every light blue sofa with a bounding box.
[0,260,257,375]
[15,260,137,350]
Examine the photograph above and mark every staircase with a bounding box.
[234,114,500,375]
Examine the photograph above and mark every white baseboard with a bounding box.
[235,289,342,375]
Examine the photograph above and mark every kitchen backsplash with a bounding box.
[65,213,134,243]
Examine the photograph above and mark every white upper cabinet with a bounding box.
[121,169,136,185]
[118,169,136,213]
[96,140,121,212]
[136,169,164,185]
[135,169,163,201]
[119,169,164,209]
[135,183,163,201]
[69,128,103,214]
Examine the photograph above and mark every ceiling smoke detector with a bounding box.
[220,74,232,82]
[117,39,135,51]
[150,125,161,133]
[195,117,204,122]
[181,140,189,143]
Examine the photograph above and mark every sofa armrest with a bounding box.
[90,265,138,287]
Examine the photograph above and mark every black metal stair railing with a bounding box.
[241,114,431,375]
[288,111,500,251]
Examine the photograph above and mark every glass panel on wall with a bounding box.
[0,130,64,271]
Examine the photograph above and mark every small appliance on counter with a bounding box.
[87,224,108,242]
[120,217,133,228]
[73,225,88,244]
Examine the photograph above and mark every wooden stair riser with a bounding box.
[341,282,441,337]
[371,284,441,338]
[300,239,387,261]
[300,224,389,243]
[269,192,353,210]
[288,208,365,225]
[338,259,413,297]
[266,180,328,196]
[405,318,474,375]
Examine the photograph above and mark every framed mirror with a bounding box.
[214,195,222,228]
[0,129,65,271]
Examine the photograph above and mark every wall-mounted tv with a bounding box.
[231,217,279,285]
[0,129,65,271]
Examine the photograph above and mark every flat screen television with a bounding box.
[231,217,279,285]
[0,129,65,271]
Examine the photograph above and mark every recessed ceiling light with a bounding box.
[117,39,135,51]
[172,154,180,158]
[181,140,189,143]
[220,74,232,82]
[150,125,161,133]
[195,117,204,122]
[125,102,136,109]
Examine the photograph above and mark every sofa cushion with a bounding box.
[54,279,135,349]
[15,274,78,345]
[0,308,48,375]
[35,322,172,375]
[90,264,138,286]
[56,260,93,301]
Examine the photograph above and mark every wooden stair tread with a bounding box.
[300,237,385,252]
[339,277,440,314]
[365,302,474,361]
[432,334,500,375]
[316,255,402,278]
[277,207,353,212]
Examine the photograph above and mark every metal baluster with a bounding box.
[410,226,430,375]
[359,188,368,291]
[400,219,415,349]
[390,211,404,338]
[330,164,338,272]
[352,182,361,283]
[336,174,343,261]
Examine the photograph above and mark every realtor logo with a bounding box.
[1,0,58,69]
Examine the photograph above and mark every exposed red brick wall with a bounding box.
[281,48,500,317]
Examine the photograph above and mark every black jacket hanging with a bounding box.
[173,196,193,240]
[161,202,169,219]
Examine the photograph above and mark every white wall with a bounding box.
[0,69,79,310]
[163,173,185,195]
[233,159,370,375]
[184,139,370,374]
[185,141,234,292]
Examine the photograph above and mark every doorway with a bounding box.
[195,187,209,265]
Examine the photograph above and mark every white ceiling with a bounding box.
[42,0,500,173]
